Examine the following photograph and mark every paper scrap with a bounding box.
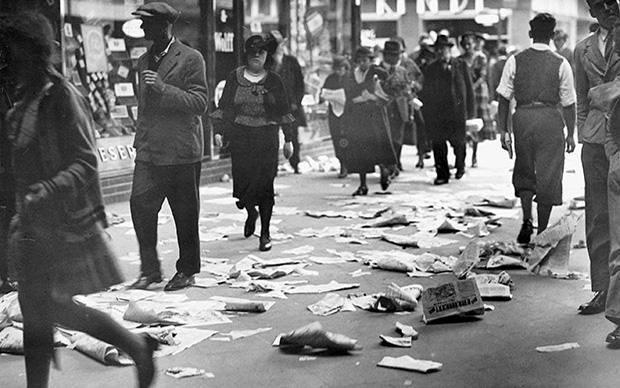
[395,322,418,339]
[380,335,412,347]
[377,355,442,373]
[165,367,213,379]
[536,342,580,353]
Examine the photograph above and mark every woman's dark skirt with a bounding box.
[343,101,397,174]
[9,219,123,297]
[229,124,279,209]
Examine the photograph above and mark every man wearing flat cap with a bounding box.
[496,13,576,245]
[420,34,474,186]
[129,1,209,291]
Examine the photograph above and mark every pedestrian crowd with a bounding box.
[2,1,620,387]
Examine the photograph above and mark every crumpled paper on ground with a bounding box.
[165,367,213,379]
[379,335,412,347]
[452,241,481,279]
[67,332,133,365]
[274,321,362,352]
[377,355,442,373]
[395,322,418,339]
[307,293,356,316]
[526,213,582,276]
[373,284,423,312]
[536,342,580,353]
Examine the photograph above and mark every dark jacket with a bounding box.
[420,57,474,138]
[273,54,307,127]
[135,39,209,165]
[15,77,107,232]
[213,67,294,141]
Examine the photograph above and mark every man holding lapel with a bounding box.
[574,0,620,315]
[130,2,208,291]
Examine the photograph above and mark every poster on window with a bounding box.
[81,24,108,73]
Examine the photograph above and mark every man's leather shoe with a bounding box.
[130,274,163,290]
[433,178,449,185]
[164,272,195,291]
[259,235,272,252]
[578,290,607,315]
[455,169,465,180]
[606,326,620,347]
[517,219,534,245]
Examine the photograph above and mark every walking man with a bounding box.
[573,0,620,314]
[129,2,208,291]
[496,13,576,244]
[420,34,474,185]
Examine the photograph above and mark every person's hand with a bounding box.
[500,132,513,159]
[283,142,293,159]
[566,135,576,153]
[215,134,224,147]
[24,182,49,214]
[141,70,166,93]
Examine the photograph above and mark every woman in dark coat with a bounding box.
[212,35,294,252]
[3,13,157,388]
[343,47,396,196]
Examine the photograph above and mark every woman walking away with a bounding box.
[343,47,395,195]
[212,34,294,252]
[321,56,351,178]
[3,13,157,388]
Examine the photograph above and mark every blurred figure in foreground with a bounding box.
[3,12,157,388]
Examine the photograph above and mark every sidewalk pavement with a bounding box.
[2,140,617,388]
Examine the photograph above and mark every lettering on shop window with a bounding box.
[98,145,136,163]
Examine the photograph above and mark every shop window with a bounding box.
[61,0,203,141]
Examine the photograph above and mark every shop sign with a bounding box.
[214,32,234,52]
[362,0,406,17]
[417,0,487,14]
[97,136,136,172]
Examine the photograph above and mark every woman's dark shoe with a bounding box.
[244,207,259,238]
[352,186,368,196]
[337,166,348,179]
[380,167,391,191]
[433,177,449,185]
[415,159,424,169]
[135,334,159,388]
[259,235,272,252]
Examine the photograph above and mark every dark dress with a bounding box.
[7,78,122,296]
[212,67,294,209]
[322,72,347,163]
[342,66,397,174]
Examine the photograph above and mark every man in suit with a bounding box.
[270,30,306,174]
[129,2,209,291]
[420,35,474,185]
[574,0,620,315]
[496,13,576,246]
